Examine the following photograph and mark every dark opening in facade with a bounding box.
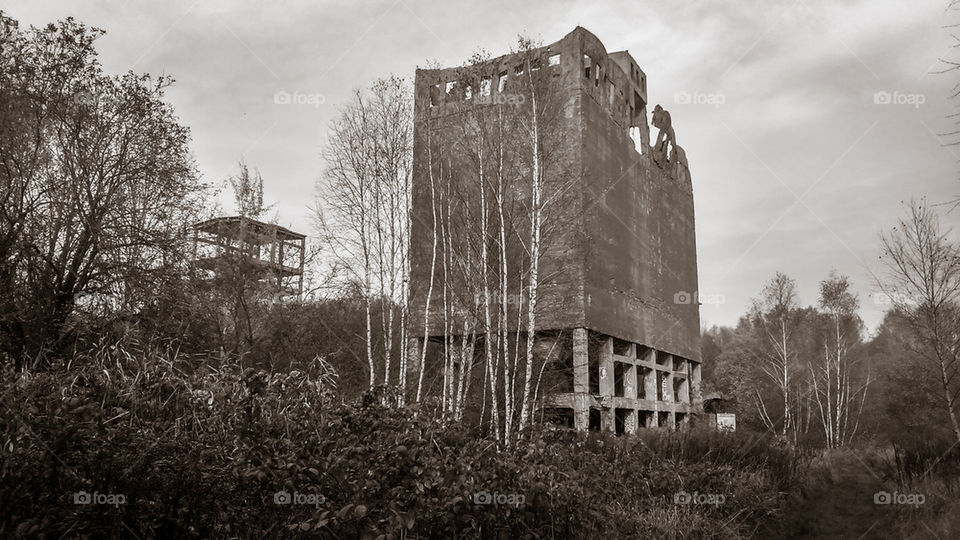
[589,408,602,431]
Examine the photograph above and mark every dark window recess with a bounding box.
[589,408,602,431]
[615,408,630,435]
[544,408,575,428]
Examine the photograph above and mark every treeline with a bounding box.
[704,202,960,447]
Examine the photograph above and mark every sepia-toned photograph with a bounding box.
[1,1,959,537]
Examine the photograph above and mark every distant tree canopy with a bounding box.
[0,13,206,362]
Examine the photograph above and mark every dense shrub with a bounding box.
[0,345,805,538]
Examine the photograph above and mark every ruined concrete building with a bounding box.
[193,216,306,298]
[408,27,701,433]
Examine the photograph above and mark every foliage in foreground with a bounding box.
[0,345,804,538]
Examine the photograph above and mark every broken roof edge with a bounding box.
[416,26,630,74]
[193,216,306,240]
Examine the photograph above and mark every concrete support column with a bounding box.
[599,336,614,397]
[572,328,589,431]
[599,337,616,433]
[625,409,638,434]
[691,361,703,405]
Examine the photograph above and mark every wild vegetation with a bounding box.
[2,10,960,538]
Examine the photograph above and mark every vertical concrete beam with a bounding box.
[625,409,638,434]
[574,393,589,432]
[691,361,703,405]
[599,337,616,433]
[572,328,589,431]
[599,336,614,397]
[573,328,589,393]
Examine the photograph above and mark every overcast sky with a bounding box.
[7,0,960,333]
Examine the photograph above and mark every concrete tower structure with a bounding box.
[408,27,701,433]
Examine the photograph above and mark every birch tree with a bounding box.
[810,272,869,448]
[314,76,413,392]
[750,273,802,440]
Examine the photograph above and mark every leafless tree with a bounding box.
[878,200,960,444]
[315,76,413,392]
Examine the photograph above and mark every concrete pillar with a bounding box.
[572,328,589,431]
[599,337,614,397]
[643,367,657,402]
[573,328,589,393]
[599,337,616,433]
[625,409,638,434]
[691,361,703,405]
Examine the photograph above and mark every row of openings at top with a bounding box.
[428,52,562,107]
[582,53,648,154]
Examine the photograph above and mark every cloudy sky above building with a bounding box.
[7,0,959,332]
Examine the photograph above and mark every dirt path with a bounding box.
[781,450,899,539]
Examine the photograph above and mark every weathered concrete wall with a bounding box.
[409,26,700,363]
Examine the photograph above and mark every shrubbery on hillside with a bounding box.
[1,344,804,538]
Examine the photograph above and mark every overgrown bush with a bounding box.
[0,344,805,538]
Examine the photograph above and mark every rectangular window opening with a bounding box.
[548,53,560,67]
[480,78,491,96]
[614,362,626,397]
